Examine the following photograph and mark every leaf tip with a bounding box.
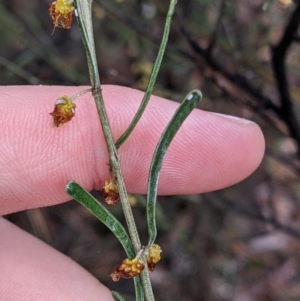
[187,89,202,102]
[65,180,75,193]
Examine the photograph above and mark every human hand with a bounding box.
[0,85,264,301]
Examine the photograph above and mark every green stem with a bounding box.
[74,0,99,88]
[74,0,140,254]
[115,0,178,149]
[74,1,154,300]
[69,88,92,101]
[93,92,142,253]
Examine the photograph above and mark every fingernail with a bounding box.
[211,113,255,125]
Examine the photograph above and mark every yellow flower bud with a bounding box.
[110,258,145,282]
[146,244,162,272]
[102,180,120,205]
[49,0,75,32]
[49,96,76,127]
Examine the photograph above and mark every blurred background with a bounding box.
[2,0,300,300]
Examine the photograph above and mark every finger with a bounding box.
[0,217,114,301]
[0,85,264,214]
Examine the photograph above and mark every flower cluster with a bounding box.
[102,180,120,205]
[110,244,162,281]
[110,258,145,282]
[49,0,75,32]
[49,96,76,127]
[146,244,162,272]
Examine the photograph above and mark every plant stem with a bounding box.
[93,91,142,253]
[74,1,154,300]
[74,0,141,253]
[115,0,178,149]
[69,88,92,101]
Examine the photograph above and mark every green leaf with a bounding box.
[146,90,203,246]
[66,181,135,259]
[111,282,144,301]
[111,291,129,301]
[111,278,144,301]
[66,182,144,300]
[115,0,178,149]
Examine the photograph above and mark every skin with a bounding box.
[0,85,265,301]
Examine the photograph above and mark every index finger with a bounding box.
[0,85,264,215]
